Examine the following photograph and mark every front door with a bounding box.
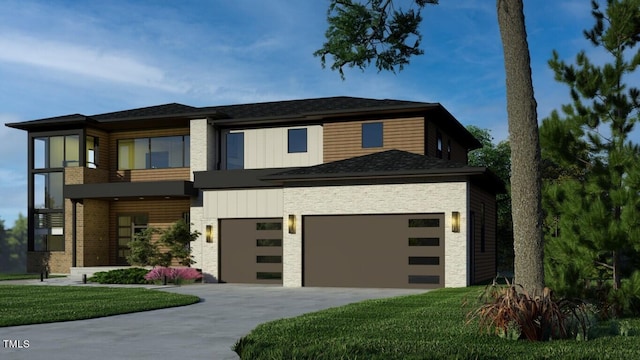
[116,214,148,265]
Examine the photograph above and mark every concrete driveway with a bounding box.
[0,281,426,360]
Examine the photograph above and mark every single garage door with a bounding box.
[303,214,444,289]
[219,218,283,284]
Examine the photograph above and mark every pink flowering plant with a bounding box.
[145,267,202,285]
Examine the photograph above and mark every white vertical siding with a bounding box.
[240,125,323,169]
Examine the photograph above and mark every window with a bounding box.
[86,136,99,168]
[256,222,282,230]
[408,218,440,228]
[436,131,443,159]
[34,135,79,168]
[447,139,452,160]
[256,256,282,263]
[226,132,244,170]
[481,203,486,253]
[362,122,383,148]
[288,128,308,153]
[408,256,440,265]
[257,239,282,247]
[408,238,440,246]
[118,136,189,170]
[117,214,148,264]
[33,213,64,251]
[34,172,63,209]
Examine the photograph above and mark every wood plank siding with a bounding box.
[323,117,424,163]
[470,184,497,284]
[108,199,190,265]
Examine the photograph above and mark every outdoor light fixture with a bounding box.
[288,214,296,234]
[451,211,461,233]
[206,225,213,243]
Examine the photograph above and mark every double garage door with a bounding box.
[219,214,444,288]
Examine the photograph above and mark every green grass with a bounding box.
[0,273,65,281]
[234,287,640,359]
[0,285,200,327]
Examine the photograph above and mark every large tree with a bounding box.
[541,0,640,301]
[316,0,544,292]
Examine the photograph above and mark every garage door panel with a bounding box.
[304,214,444,289]
[220,218,283,284]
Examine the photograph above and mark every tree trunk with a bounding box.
[496,0,544,293]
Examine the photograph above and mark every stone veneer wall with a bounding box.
[282,182,469,287]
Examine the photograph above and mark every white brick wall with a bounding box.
[282,182,469,287]
[195,182,470,287]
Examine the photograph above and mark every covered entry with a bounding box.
[219,218,283,284]
[303,213,444,288]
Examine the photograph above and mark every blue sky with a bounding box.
[0,1,607,226]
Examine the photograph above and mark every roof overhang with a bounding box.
[64,181,197,200]
[193,168,289,190]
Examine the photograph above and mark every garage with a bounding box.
[219,218,283,284]
[303,213,444,289]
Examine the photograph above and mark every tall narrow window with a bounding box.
[117,214,148,264]
[447,139,452,160]
[86,136,99,168]
[288,128,308,153]
[226,132,244,169]
[362,122,383,148]
[436,131,443,159]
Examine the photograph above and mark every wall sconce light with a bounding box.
[206,225,213,243]
[288,215,296,234]
[451,211,460,233]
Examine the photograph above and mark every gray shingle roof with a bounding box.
[90,103,200,121]
[263,149,483,180]
[201,96,432,120]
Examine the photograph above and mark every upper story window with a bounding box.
[86,136,99,169]
[118,135,190,170]
[288,128,308,153]
[34,135,79,168]
[362,122,383,148]
[447,139,452,160]
[226,132,244,169]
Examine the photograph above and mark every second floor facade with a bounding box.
[7,97,483,233]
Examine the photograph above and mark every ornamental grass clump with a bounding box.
[144,267,202,285]
[466,278,593,341]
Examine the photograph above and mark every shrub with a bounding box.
[144,267,202,285]
[126,220,200,268]
[466,278,593,341]
[127,227,162,267]
[88,268,151,284]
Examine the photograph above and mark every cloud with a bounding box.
[0,33,188,93]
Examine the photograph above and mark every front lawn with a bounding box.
[0,285,200,327]
[234,287,640,359]
[0,273,65,281]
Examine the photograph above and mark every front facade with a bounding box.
[6,97,503,288]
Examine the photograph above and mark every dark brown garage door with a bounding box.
[219,218,283,284]
[303,214,444,289]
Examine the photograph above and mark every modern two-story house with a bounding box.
[6,96,504,288]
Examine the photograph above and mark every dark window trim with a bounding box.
[436,130,443,159]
